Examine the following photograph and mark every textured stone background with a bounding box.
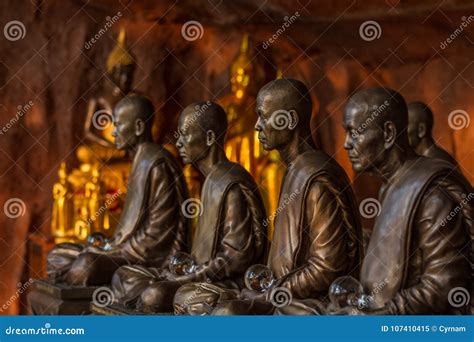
[0,0,473,314]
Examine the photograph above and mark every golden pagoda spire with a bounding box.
[106,27,134,73]
[276,66,283,79]
[240,33,249,54]
[230,33,252,99]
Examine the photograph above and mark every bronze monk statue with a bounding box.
[333,88,472,315]
[47,95,189,286]
[407,101,458,166]
[194,78,363,315]
[110,101,267,313]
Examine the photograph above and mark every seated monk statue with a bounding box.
[110,101,267,313]
[186,78,364,315]
[47,95,189,286]
[325,88,471,315]
[407,101,458,167]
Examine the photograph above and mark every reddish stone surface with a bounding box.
[0,0,472,314]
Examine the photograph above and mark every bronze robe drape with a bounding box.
[211,150,363,315]
[282,156,472,315]
[362,157,472,314]
[112,161,266,312]
[47,142,189,286]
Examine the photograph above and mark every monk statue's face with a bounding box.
[343,101,386,173]
[112,104,143,150]
[176,109,209,165]
[255,92,298,151]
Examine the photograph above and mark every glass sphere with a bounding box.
[244,264,276,292]
[169,252,197,276]
[328,276,364,310]
[87,232,107,248]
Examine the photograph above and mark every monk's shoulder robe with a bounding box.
[116,143,189,265]
[424,144,458,167]
[362,156,472,315]
[210,150,363,315]
[48,142,189,286]
[268,150,363,299]
[278,156,473,316]
[114,160,266,310]
[172,161,267,313]
[189,161,267,280]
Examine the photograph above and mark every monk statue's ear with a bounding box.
[288,110,299,130]
[417,122,426,139]
[206,130,216,146]
[383,121,396,149]
[135,119,145,137]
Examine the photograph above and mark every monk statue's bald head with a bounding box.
[112,94,155,150]
[255,78,313,151]
[343,87,412,173]
[176,101,228,165]
[406,101,458,165]
[407,101,434,149]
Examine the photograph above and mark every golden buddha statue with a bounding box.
[74,206,90,242]
[50,29,135,244]
[83,165,107,233]
[51,162,74,243]
[218,34,285,239]
[218,34,258,175]
[84,27,134,154]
